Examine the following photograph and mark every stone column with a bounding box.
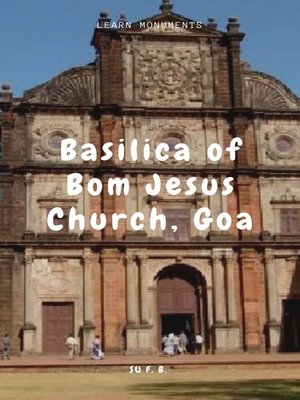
[265,252,278,322]
[197,286,205,353]
[23,249,36,354]
[139,256,149,325]
[212,254,224,323]
[265,251,280,351]
[206,286,213,353]
[226,253,237,323]
[126,255,139,325]
[126,254,143,354]
[82,248,95,351]
[149,286,158,351]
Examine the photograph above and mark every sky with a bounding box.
[0,0,299,97]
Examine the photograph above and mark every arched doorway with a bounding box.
[156,264,208,353]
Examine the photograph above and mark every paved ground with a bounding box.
[1,353,300,369]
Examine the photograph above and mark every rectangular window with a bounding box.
[163,209,190,242]
[280,209,300,234]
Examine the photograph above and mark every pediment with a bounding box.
[123,13,223,36]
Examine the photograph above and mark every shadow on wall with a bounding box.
[280,257,300,352]
[130,380,300,399]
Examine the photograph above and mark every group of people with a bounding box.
[2,330,202,360]
[65,334,104,360]
[161,331,203,356]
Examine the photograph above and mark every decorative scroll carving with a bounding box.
[264,129,298,162]
[32,124,77,161]
[24,66,96,106]
[243,71,300,110]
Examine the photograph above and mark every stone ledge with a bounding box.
[37,233,79,242]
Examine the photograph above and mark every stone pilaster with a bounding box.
[23,249,36,354]
[212,251,240,353]
[197,286,205,353]
[265,251,280,351]
[82,248,95,351]
[206,286,214,340]
[126,254,139,325]
[139,255,150,325]
[125,252,152,354]
[226,252,237,323]
[265,252,277,322]
[212,254,225,324]
[24,174,34,234]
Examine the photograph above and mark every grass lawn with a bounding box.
[0,368,299,400]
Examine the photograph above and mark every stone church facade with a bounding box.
[1,0,300,355]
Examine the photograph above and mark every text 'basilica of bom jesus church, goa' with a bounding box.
[1,0,300,356]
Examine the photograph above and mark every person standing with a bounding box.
[2,334,11,360]
[65,333,77,360]
[163,333,175,356]
[173,334,180,355]
[161,334,168,352]
[179,331,188,354]
[195,333,203,354]
[91,335,104,360]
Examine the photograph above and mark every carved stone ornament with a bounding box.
[212,255,223,264]
[24,66,96,106]
[243,71,300,111]
[264,129,297,161]
[137,47,202,106]
[271,188,298,203]
[24,254,34,265]
[264,253,274,264]
[32,125,77,161]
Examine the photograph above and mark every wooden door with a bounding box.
[157,276,198,343]
[158,277,197,314]
[42,302,74,354]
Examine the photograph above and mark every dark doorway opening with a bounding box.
[42,302,74,354]
[156,264,208,352]
[282,299,300,352]
[161,313,194,337]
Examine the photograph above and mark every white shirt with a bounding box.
[66,336,76,347]
[196,335,203,344]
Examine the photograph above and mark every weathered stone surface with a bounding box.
[1,2,300,355]
[24,66,96,106]
[243,71,300,110]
